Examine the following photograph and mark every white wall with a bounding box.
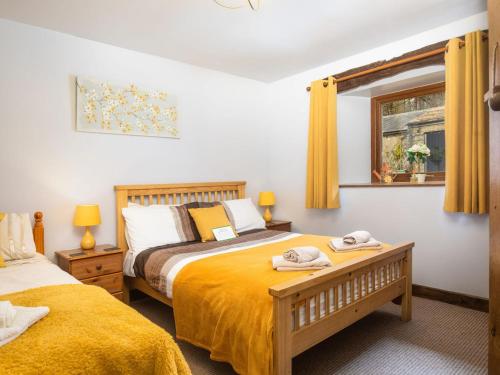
[0,13,491,298]
[0,19,269,259]
[266,12,489,298]
[337,96,371,183]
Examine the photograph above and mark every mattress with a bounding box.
[0,253,80,295]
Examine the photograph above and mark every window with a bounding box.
[371,82,445,182]
[425,130,445,172]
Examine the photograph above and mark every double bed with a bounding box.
[116,181,414,375]
[0,212,190,375]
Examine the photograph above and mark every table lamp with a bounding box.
[258,192,276,223]
[73,204,101,250]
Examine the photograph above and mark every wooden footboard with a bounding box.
[269,242,413,375]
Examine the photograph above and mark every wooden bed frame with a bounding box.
[115,181,414,375]
[32,211,45,255]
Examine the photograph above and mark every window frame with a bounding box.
[370,82,446,183]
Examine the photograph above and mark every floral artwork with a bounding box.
[76,77,178,138]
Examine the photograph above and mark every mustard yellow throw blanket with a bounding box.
[0,284,191,375]
[173,234,380,375]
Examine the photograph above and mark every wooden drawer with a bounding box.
[267,222,291,232]
[81,272,123,294]
[271,223,291,232]
[71,253,122,280]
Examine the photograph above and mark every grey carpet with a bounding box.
[131,296,487,374]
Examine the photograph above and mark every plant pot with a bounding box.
[416,173,426,184]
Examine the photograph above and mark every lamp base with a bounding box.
[263,206,272,223]
[81,227,96,250]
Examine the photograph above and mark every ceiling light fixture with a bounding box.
[214,0,261,11]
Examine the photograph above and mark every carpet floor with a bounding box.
[131,296,487,374]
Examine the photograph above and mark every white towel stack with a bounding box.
[273,247,332,271]
[283,246,320,263]
[0,302,49,347]
[342,230,372,245]
[329,231,382,252]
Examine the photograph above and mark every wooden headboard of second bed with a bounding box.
[114,181,246,253]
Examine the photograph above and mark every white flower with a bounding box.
[408,143,430,156]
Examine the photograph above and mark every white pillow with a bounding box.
[0,213,37,261]
[122,205,182,254]
[222,198,266,233]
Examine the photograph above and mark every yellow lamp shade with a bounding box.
[73,205,101,227]
[258,192,276,206]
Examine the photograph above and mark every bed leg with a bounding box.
[273,296,292,375]
[122,277,131,305]
[401,250,412,322]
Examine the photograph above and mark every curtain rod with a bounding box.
[305,32,488,92]
[306,47,445,91]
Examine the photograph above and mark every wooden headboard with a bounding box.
[33,211,44,254]
[114,181,246,253]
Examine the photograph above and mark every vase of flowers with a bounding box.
[406,143,431,183]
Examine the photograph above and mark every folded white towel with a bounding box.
[0,305,49,347]
[343,230,372,245]
[329,237,382,252]
[283,246,320,263]
[273,251,332,271]
[0,301,16,328]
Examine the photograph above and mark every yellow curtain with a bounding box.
[306,76,340,209]
[444,31,489,214]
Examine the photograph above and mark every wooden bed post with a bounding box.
[33,211,44,255]
[401,249,412,321]
[115,189,130,304]
[273,296,292,375]
[122,279,131,305]
[115,190,128,252]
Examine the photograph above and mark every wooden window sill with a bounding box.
[340,181,445,188]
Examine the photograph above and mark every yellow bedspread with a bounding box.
[173,234,380,375]
[0,284,191,375]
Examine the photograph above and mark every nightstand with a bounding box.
[56,244,124,301]
[265,220,292,232]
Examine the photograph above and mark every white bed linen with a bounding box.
[0,253,80,295]
[123,249,137,278]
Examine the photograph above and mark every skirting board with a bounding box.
[412,284,489,312]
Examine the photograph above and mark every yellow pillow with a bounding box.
[188,205,236,242]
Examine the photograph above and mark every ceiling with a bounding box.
[0,0,486,82]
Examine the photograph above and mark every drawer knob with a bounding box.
[96,264,102,271]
